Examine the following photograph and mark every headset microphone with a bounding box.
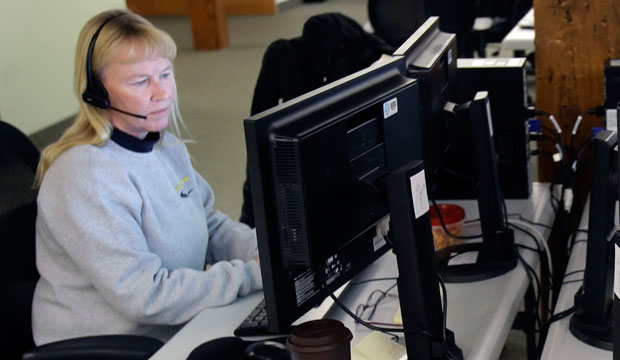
[108,106,148,119]
[81,14,147,120]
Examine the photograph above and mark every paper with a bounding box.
[447,251,479,266]
[409,170,429,219]
[352,331,407,360]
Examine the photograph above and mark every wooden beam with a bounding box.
[127,0,229,50]
[535,0,620,180]
[535,0,620,303]
[126,0,190,15]
[226,0,277,15]
[127,0,277,16]
[189,0,229,49]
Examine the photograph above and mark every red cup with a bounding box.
[429,204,466,250]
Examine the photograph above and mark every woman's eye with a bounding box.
[161,72,172,79]
[133,79,148,86]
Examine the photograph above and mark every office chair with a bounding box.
[368,0,489,57]
[0,120,163,360]
[239,13,392,227]
[367,0,428,48]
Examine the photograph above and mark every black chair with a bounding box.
[0,120,163,360]
[368,0,490,57]
[239,13,392,227]
[367,0,429,48]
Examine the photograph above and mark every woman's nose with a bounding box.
[151,80,171,101]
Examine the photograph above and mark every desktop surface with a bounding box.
[501,8,535,52]
[150,182,554,360]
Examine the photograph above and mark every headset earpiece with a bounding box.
[82,79,110,109]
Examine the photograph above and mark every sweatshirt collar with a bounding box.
[111,128,160,153]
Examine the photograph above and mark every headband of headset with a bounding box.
[81,14,123,109]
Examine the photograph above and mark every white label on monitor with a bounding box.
[606,109,617,132]
[447,48,453,65]
[448,251,479,266]
[373,235,387,252]
[409,170,429,219]
[615,244,620,298]
[383,98,398,119]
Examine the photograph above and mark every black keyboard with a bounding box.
[234,298,271,337]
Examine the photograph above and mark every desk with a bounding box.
[150,182,553,360]
[540,199,613,360]
[501,8,535,55]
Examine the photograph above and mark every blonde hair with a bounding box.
[35,9,187,186]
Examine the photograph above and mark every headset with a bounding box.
[81,14,147,119]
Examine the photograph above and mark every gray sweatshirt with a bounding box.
[32,129,261,345]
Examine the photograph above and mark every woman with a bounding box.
[32,9,261,345]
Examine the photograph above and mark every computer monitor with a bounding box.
[435,92,517,282]
[393,17,516,282]
[434,57,531,200]
[244,55,461,359]
[569,130,617,351]
[392,16,457,184]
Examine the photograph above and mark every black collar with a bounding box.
[110,128,160,153]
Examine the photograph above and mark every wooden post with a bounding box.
[189,0,229,50]
[535,0,620,181]
[534,0,620,313]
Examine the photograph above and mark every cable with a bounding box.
[319,271,436,340]
[508,219,553,280]
[430,198,483,240]
[512,227,553,315]
[351,277,399,286]
[438,275,447,341]
[516,244,542,253]
[507,213,553,229]
[548,305,576,323]
[514,248,543,334]
[562,279,584,285]
[563,269,584,278]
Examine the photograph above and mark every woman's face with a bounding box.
[101,48,175,139]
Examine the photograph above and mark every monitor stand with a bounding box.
[387,160,463,360]
[435,229,517,283]
[569,311,613,351]
[435,92,517,283]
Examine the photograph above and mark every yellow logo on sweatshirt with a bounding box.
[175,176,189,192]
[175,176,194,198]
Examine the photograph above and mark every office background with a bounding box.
[1,1,526,358]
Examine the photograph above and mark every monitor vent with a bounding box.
[272,137,310,268]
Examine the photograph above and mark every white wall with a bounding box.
[0,0,126,135]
